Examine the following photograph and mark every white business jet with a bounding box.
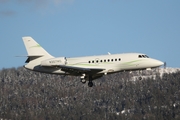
[22,37,164,87]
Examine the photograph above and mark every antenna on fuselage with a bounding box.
[108,52,111,55]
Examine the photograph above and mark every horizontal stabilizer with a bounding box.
[16,55,44,57]
[16,55,45,63]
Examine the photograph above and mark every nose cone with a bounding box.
[152,59,164,67]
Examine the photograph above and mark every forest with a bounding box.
[0,67,180,120]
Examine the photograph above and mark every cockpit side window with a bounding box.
[145,55,149,58]
[139,54,149,58]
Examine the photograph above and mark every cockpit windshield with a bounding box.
[138,54,149,58]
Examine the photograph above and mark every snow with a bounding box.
[131,67,180,81]
[158,67,180,76]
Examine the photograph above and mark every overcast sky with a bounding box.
[1,0,180,69]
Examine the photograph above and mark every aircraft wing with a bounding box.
[59,65,105,75]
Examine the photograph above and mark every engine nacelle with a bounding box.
[41,57,66,66]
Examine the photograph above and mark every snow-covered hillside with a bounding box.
[158,67,180,75]
[131,67,180,81]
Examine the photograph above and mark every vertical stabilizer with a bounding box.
[22,37,53,58]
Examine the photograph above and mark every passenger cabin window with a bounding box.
[88,57,122,64]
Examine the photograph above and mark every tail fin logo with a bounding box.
[30,44,41,48]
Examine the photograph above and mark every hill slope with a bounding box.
[0,67,180,120]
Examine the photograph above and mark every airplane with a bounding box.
[22,36,164,87]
